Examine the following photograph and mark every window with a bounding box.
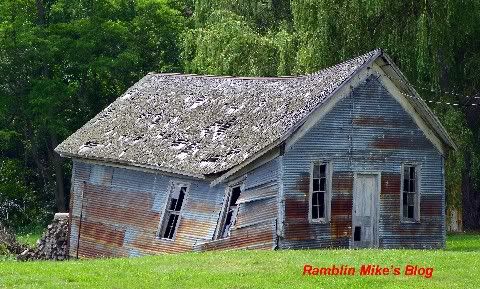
[310,162,331,222]
[217,185,242,238]
[158,183,188,239]
[401,164,420,222]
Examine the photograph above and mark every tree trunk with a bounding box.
[35,0,46,25]
[49,134,67,212]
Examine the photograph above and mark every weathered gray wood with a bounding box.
[352,173,380,248]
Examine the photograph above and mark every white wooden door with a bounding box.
[352,173,379,248]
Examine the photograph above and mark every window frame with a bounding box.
[400,163,421,223]
[157,181,190,241]
[215,181,244,240]
[308,161,332,224]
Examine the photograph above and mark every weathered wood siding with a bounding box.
[194,158,279,251]
[69,161,223,258]
[280,76,445,249]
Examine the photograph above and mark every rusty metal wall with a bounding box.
[280,76,445,249]
[194,158,279,251]
[69,157,279,257]
[69,161,223,258]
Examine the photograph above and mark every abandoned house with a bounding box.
[55,49,456,258]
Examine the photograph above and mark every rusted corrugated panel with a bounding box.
[235,197,277,228]
[193,158,280,252]
[80,220,125,247]
[70,160,224,258]
[194,220,276,251]
[421,194,443,216]
[244,158,279,190]
[284,195,309,220]
[78,238,128,258]
[381,173,401,195]
[332,172,353,193]
[68,161,91,257]
[280,76,445,249]
[71,154,278,258]
[237,183,277,203]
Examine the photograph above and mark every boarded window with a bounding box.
[159,183,188,239]
[218,186,242,238]
[310,162,330,222]
[402,165,419,221]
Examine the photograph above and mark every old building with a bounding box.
[55,49,456,258]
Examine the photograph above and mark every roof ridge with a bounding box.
[147,49,381,81]
[308,49,381,77]
[148,72,300,81]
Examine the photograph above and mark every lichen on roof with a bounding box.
[55,50,379,176]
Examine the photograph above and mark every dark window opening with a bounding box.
[229,187,241,206]
[354,226,361,241]
[220,186,242,238]
[160,185,188,239]
[402,165,418,221]
[163,214,179,239]
[311,163,328,221]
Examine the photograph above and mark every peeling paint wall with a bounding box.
[280,76,445,249]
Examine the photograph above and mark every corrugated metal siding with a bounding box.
[69,157,279,257]
[281,76,445,249]
[194,158,279,251]
[69,161,222,258]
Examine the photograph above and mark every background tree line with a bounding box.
[0,0,478,230]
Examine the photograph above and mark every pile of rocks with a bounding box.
[0,222,26,255]
[17,213,69,261]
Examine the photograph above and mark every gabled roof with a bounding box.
[55,49,455,178]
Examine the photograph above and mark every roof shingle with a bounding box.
[55,50,380,176]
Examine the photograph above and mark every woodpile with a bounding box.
[0,222,26,255]
[17,213,69,261]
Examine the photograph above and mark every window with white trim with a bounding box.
[159,183,188,239]
[401,164,420,222]
[217,185,242,238]
[310,162,331,222]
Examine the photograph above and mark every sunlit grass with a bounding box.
[0,233,478,289]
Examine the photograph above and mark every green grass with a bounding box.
[0,234,479,289]
[16,229,43,247]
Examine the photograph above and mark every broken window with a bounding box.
[310,162,330,222]
[402,164,420,222]
[159,183,188,240]
[217,185,242,238]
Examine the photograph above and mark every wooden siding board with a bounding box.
[280,76,445,249]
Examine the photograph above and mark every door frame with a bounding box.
[351,172,381,248]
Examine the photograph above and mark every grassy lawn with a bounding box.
[0,234,479,289]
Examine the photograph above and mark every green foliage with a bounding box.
[194,0,291,30]
[0,0,185,229]
[0,159,39,227]
[182,11,279,76]
[434,106,472,210]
